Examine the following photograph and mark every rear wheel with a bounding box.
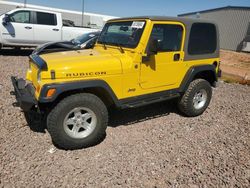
[178,79,212,117]
[47,93,108,150]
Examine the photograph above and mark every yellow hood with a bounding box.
[40,48,123,79]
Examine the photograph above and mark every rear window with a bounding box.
[36,12,57,26]
[188,23,217,55]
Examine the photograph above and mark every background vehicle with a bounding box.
[11,16,221,150]
[0,8,97,49]
[33,32,100,55]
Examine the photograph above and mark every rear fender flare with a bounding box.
[179,65,217,92]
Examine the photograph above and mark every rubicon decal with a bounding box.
[66,72,107,77]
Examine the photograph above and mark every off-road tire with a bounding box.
[47,93,108,150]
[178,79,212,117]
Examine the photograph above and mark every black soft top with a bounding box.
[109,16,216,25]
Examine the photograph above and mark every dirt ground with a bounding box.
[220,50,250,84]
[0,49,250,187]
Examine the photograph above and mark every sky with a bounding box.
[6,0,250,17]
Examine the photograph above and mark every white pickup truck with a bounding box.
[0,8,98,49]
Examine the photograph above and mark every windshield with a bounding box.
[72,32,98,45]
[98,21,146,48]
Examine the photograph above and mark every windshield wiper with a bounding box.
[106,42,125,53]
[116,43,124,53]
[103,42,107,50]
[100,33,107,50]
[103,42,125,53]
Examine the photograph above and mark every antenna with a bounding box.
[24,0,27,7]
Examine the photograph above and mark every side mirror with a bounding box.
[147,38,159,55]
[2,14,10,26]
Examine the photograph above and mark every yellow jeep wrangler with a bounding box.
[11,16,221,149]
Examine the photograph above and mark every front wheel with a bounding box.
[178,79,212,117]
[47,93,108,150]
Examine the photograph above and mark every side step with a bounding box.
[122,93,180,108]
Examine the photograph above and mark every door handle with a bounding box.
[53,28,59,31]
[25,26,32,30]
[173,53,181,61]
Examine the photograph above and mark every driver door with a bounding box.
[1,10,34,45]
[140,22,186,89]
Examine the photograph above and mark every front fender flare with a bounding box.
[39,80,120,106]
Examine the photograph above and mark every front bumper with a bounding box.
[10,76,37,111]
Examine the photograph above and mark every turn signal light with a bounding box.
[46,88,56,98]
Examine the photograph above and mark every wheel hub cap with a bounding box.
[63,107,97,139]
[193,89,208,110]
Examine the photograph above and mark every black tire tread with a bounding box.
[178,79,212,117]
[47,93,108,150]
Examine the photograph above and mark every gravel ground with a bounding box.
[0,50,250,187]
[220,50,250,84]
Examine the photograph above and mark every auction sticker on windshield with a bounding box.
[131,21,145,29]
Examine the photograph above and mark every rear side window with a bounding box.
[188,23,217,55]
[36,12,57,26]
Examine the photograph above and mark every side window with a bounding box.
[150,24,183,52]
[188,23,217,55]
[36,12,57,26]
[9,11,31,23]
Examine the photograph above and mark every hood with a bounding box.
[40,48,124,79]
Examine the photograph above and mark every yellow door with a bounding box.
[140,22,186,89]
